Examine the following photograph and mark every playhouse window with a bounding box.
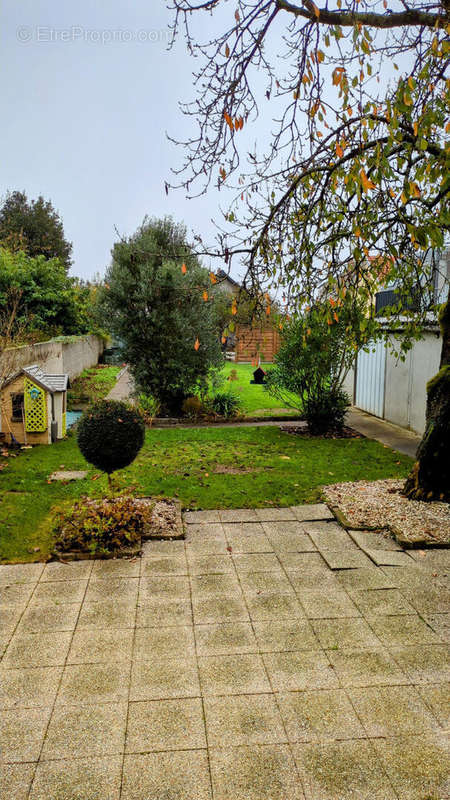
[11,393,24,422]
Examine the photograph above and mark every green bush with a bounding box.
[77,400,145,477]
[53,495,148,555]
[136,392,161,425]
[211,391,242,418]
[303,387,350,435]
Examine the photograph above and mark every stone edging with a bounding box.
[328,503,449,550]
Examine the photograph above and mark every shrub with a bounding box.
[53,496,148,555]
[211,391,242,418]
[137,392,161,425]
[182,396,205,420]
[77,400,145,481]
[303,387,350,435]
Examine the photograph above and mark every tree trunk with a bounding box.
[403,298,450,502]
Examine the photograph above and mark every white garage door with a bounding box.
[355,341,386,418]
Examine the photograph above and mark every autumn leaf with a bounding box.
[225,43,230,58]
[235,9,240,22]
[333,311,339,322]
[360,168,376,193]
[194,338,200,351]
[203,290,208,301]
[335,142,343,158]
[223,112,233,130]
[210,272,217,284]
[231,300,238,316]
[312,3,320,19]
[181,263,187,274]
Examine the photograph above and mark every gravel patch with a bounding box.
[323,480,450,546]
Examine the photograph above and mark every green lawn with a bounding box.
[0,426,412,563]
[219,362,300,417]
[67,365,121,409]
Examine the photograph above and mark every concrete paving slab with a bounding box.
[255,507,296,521]
[83,576,138,604]
[29,755,123,800]
[121,750,212,800]
[140,554,188,576]
[328,648,408,687]
[239,570,294,596]
[126,697,206,752]
[351,588,416,617]
[198,653,271,696]
[2,630,72,668]
[133,625,196,660]
[401,585,450,615]
[184,510,221,523]
[77,598,136,630]
[424,612,450,643]
[67,628,134,664]
[209,743,303,800]
[246,593,306,621]
[223,522,266,537]
[369,614,443,647]
[0,666,62,709]
[232,552,282,572]
[0,563,44,584]
[219,509,259,522]
[204,693,287,746]
[56,661,130,706]
[293,738,396,800]
[417,683,450,728]
[225,532,274,553]
[321,550,373,570]
[278,688,365,743]
[41,702,127,760]
[291,503,334,521]
[0,763,34,800]
[136,598,192,628]
[278,552,328,572]
[390,645,450,684]
[130,655,200,701]
[365,549,414,566]
[296,588,360,619]
[311,617,383,651]
[263,650,338,692]
[372,733,450,800]
[349,685,441,738]
[31,579,87,606]
[195,622,257,656]
[336,567,397,591]
[187,553,234,574]
[190,573,242,598]
[305,527,358,552]
[192,594,251,625]
[0,582,34,607]
[252,619,320,653]
[265,530,317,553]
[91,558,140,578]
[0,706,51,763]
[17,603,80,634]
[348,528,401,551]
[40,560,93,582]
[139,575,190,601]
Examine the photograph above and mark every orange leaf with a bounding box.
[335,143,343,158]
[181,263,187,274]
[203,291,208,301]
[210,272,217,284]
[224,111,233,129]
[225,43,230,58]
[194,338,200,351]
[231,300,237,316]
[329,297,336,307]
[235,9,240,22]
[360,168,376,193]
[333,311,339,322]
[266,304,271,316]
[312,3,320,18]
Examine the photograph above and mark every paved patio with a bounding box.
[0,504,448,799]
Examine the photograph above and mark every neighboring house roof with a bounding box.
[3,364,68,393]
[216,269,241,288]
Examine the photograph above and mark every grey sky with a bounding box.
[1,0,240,281]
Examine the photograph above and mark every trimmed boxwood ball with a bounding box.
[77,400,145,475]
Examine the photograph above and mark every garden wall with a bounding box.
[2,335,104,381]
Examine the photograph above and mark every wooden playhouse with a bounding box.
[0,364,69,445]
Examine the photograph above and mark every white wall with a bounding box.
[2,335,104,382]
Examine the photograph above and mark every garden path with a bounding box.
[0,504,448,799]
